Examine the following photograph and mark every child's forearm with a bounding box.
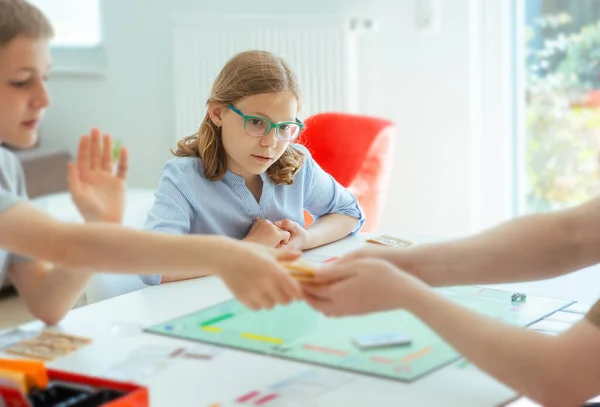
[0,202,239,276]
[54,223,238,275]
[401,209,586,286]
[9,261,92,325]
[305,214,358,250]
[404,287,600,407]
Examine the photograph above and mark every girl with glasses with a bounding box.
[142,50,365,287]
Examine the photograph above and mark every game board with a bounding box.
[145,286,573,382]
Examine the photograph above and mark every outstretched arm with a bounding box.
[344,196,600,286]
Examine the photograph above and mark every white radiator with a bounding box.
[172,15,359,138]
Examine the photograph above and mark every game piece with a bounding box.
[0,359,48,390]
[511,293,527,302]
[352,332,412,349]
[366,235,413,247]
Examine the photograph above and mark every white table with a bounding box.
[4,234,585,407]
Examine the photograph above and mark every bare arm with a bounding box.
[304,213,358,250]
[405,287,600,407]
[0,202,237,275]
[357,196,600,286]
[8,261,91,325]
[0,201,303,312]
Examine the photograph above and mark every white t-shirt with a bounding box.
[0,146,27,287]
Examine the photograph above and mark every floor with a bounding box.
[0,287,34,330]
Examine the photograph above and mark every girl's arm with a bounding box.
[299,145,365,247]
[303,213,358,250]
[141,159,203,284]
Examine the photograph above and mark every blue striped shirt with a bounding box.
[141,144,365,285]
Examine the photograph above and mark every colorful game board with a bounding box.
[145,286,573,382]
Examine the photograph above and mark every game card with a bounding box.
[283,260,319,282]
[3,330,91,361]
[366,235,413,247]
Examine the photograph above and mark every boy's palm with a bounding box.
[68,129,128,223]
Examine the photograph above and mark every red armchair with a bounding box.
[300,112,396,232]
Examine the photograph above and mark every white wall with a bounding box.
[42,0,483,238]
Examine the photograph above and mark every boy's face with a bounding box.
[0,36,51,149]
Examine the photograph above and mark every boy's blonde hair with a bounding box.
[0,0,53,46]
[174,50,306,185]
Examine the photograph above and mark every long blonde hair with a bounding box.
[173,50,305,185]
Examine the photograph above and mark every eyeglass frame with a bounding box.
[228,104,304,141]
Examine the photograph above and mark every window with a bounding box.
[29,0,105,74]
[518,0,600,213]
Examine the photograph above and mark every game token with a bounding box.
[366,235,413,247]
[352,332,412,349]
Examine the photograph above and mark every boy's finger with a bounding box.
[66,163,81,194]
[90,128,102,169]
[101,134,113,171]
[243,297,261,311]
[76,135,90,174]
[116,147,129,179]
[256,293,275,310]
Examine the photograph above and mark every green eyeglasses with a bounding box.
[229,104,303,141]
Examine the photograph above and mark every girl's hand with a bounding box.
[274,219,309,251]
[244,218,290,248]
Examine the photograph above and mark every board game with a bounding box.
[145,286,573,382]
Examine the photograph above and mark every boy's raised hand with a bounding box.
[301,258,428,317]
[67,128,128,223]
[218,242,303,310]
